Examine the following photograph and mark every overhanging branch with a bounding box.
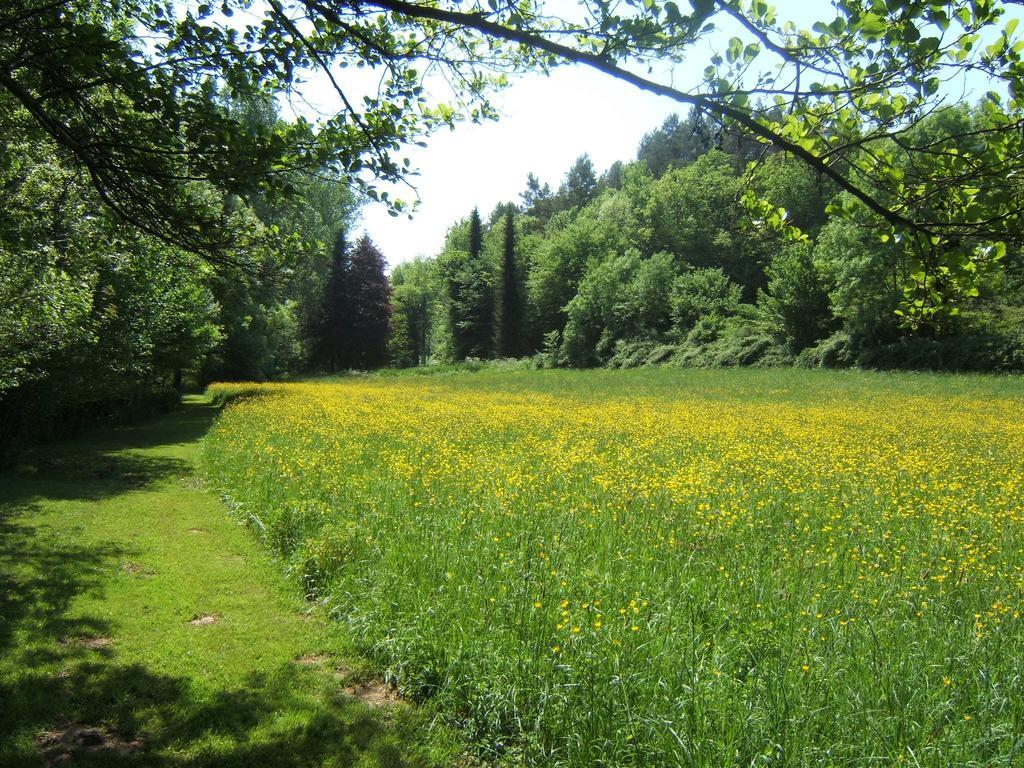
[355,0,924,235]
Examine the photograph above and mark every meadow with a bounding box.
[202,369,1024,766]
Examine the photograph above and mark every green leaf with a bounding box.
[726,36,743,64]
[858,14,887,41]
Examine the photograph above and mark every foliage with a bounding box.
[307,233,393,372]
[557,154,598,211]
[391,258,442,367]
[671,267,743,331]
[644,151,769,295]
[813,212,906,348]
[414,106,1024,374]
[0,96,222,456]
[495,212,526,358]
[6,0,1024,323]
[636,109,716,177]
[443,209,495,361]
[760,243,835,353]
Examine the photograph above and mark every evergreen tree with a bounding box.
[636,108,717,176]
[495,211,524,358]
[346,234,393,369]
[469,206,484,262]
[521,172,552,210]
[520,172,557,225]
[306,230,353,371]
[306,231,392,371]
[447,208,494,360]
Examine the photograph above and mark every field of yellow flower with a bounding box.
[202,369,1024,766]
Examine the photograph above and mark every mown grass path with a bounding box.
[0,396,460,768]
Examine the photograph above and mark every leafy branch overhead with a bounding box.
[3,0,1023,316]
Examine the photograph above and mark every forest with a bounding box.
[390,106,1024,372]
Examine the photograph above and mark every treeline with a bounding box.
[0,92,380,458]
[390,106,1024,372]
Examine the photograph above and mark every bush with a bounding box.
[669,313,786,368]
[671,268,742,331]
[607,339,665,368]
[795,332,856,369]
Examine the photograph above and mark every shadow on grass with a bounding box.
[1,399,220,506]
[1,661,404,767]
[0,401,431,767]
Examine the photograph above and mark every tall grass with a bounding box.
[202,369,1024,766]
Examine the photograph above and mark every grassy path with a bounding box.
[0,396,461,768]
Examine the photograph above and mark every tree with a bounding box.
[389,305,415,368]
[445,208,494,360]
[196,93,360,382]
[597,160,626,193]
[495,212,525,357]
[469,207,484,265]
[346,235,393,369]
[0,0,464,258]
[390,258,439,366]
[1,88,221,446]
[307,231,393,371]
[307,231,354,371]
[561,250,676,367]
[521,173,553,210]
[637,109,717,176]
[351,0,1024,322]
[760,244,835,353]
[750,154,832,236]
[558,154,598,210]
[670,268,743,332]
[644,151,769,297]
[5,0,1024,326]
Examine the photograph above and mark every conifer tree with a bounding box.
[559,154,598,210]
[306,229,353,371]
[346,234,393,369]
[495,211,524,358]
[469,206,483,264]
[447,207,494,360]
[306,231,392,371]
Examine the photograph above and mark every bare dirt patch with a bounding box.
[294,653,330,666]
[60,636,114,650]
[343,680,402,708]
[37,724,142,765]
[186,527,206,534]
[187,614,220,626]
[121,561,156,577]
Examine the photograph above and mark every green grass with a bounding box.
[202,368,1024,767]
[0,395,463,767]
